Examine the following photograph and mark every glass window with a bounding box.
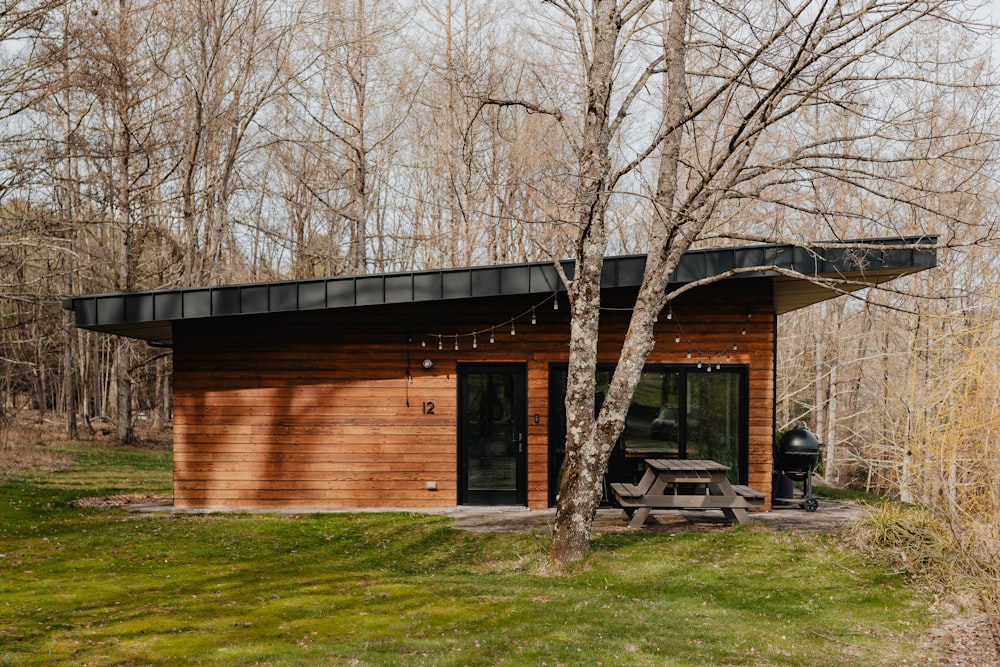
[547,364,747,506]
[686,371,742,482]
[623,371,681,458]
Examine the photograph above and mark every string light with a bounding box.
[419,296,749,369]
[659,304,752,371]
[421,294,555,350]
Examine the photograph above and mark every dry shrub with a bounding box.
[847,503,954,581]
[848,503,1000,644]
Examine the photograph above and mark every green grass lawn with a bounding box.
[0,441,937,666]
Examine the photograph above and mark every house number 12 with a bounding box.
[422,401,435,415]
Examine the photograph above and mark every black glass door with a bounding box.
[458,364,527,505]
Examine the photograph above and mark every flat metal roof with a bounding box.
[63,236,936,345]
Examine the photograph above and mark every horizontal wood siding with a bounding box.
[172,282,775,509]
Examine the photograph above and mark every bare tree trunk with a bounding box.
[63,275,78,439]
[814,330,826,462]
[550,0,701,566]
[152,356,165,431]
[62,8,78,440]
[116,341,133,443]
[548,0,620,564]
[824,361,837,483]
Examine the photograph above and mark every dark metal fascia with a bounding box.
[62,235,937,335]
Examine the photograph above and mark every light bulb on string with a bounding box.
[421,339,426,348]
[454,336,459,351]
[675,333,681,344]
[472,333,477,349]
[511,320,516,336]
[697,361,702,369]
[531,308,536,325]
[438,335,443,351]
[553,296,558,310]
[666,305,672,320]
[489,328,495,343]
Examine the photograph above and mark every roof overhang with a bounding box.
[63,236,937,346]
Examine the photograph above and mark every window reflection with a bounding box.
[548,364,746,506]
[686,372,741,477]
[623,371,680,458]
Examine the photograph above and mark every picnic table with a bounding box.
[610,459,765,529]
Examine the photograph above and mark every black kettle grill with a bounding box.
[772,428,821,512]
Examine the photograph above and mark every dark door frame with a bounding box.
[457,363,528,506]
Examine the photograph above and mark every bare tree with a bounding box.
[275,0,412,277]
[775,15,1000,489]
[467,0,996,565]
[167,0,296,286]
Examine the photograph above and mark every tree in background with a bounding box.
[775,14,999,487]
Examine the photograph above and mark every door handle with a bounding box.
[516,432,524,453]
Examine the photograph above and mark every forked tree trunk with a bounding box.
[550,0,692,567]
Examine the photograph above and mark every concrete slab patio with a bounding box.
[122,496,864,533]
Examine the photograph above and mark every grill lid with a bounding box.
[778,428,821,454]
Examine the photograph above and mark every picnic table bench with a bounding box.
[610,459,765,529]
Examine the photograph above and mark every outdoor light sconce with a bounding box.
[422,359,434,369]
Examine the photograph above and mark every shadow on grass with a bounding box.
[0,442,942,667]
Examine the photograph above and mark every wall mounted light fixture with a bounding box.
[422,359,434,369]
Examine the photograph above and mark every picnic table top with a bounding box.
[644,458,731,473]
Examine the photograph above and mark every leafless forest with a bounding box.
[1,0,999,530]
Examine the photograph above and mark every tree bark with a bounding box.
[549,0,620,565]
[550,0,696,567]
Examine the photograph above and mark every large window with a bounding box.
[547,364,748,506]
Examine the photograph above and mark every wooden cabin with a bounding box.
[64,238,935,510]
